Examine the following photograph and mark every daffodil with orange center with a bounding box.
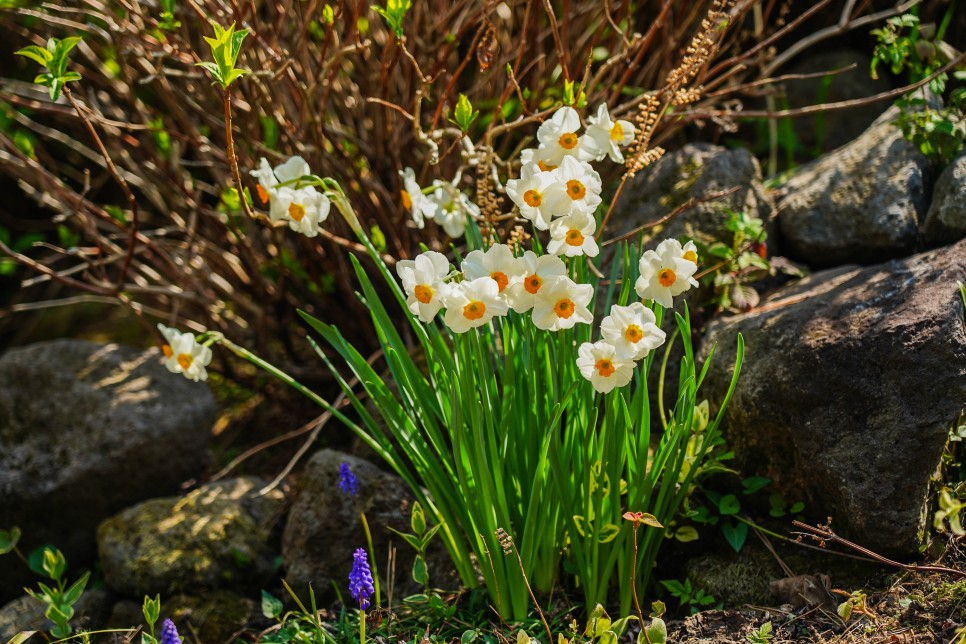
[576,341,634,393]
[157,323,212,382]
[443,277,508,333]
[548,210,600,258]
[553,156,602,216]
[534,106,596,166]
[636,238,699,308]
[505,251,567,313]
[250,156,330,236]
[600,302,666,361]
[397,251,453,323]
[505,163,569,230]
[531,275,594,331]
[462,244,526,297]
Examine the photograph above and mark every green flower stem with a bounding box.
[359,609,366,644]
[290,176,746,617]
[215,335,361,434]
[359,512,381,607]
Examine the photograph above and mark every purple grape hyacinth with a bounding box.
[160,618,182,644]
[348,548,375,610]
[338,462,359,495]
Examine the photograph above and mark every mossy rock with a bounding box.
[98,477,284,596]
[684,544,781,607]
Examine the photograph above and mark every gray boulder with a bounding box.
[923,149,966,246]
[282,450,455,601]
[701,239,966,555]
[607,143,775,247]
[98,477,284,596]
[777,106,932,266]
[0,340,214,603]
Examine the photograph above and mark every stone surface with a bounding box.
[0,590,109,641]
[0,340,214,603]
[700,239,966,555]
[98,477,284,596]
[282,450,456,600]
[923,149,966,246]
[777,106,932,267]
[608,143,776,248]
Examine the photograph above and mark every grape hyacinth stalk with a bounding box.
[338,462,380,607]
[349,547,375,642]
[160,618,182,644]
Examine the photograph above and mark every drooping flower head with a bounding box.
[635,238,700,308]
[348,548,375,610]
[600,302,666,361]
[338,462,359,496]
[397,251,452,323]
[272,186,330,238]
[250,156,330,236]
[160,618,182,644]
[157,324,212,382]
[576,341,635,393]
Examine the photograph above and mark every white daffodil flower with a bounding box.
[443,277,509,333]
[535,106,594,166]
[461,244,527,295]
[520,147,560,173]
[584,104,636,163]
[268,186,330,237]
[548,210,600,258]
[250,156,330,236]
[158,323,212,382]
[399,167,437,229]
[158,323,181,349]
[250,158,279,205]
[600,302,666,361]
[505,251,567,313]
[397,251,453,322]
[272,156,312,184]
[654,238,700,269]
[554,156,602,216]
[576,341,634,393]
[636,239,700,308]
[505,163,569,230]
[430,180,480,239]
[250,156,312,205]
[531,275,594,331]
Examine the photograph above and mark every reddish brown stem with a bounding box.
[63,86,138,293]
[792,521,966,580]
[223,85,257,221]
